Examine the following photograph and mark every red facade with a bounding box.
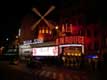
[20,13,106,57]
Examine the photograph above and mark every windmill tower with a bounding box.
[31,5,55,41]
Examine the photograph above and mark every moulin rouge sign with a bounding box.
[56,36,84,45]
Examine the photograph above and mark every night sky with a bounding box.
[0,0,107,46]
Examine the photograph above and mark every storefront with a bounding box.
[19,39,43,61]
[19,44,32,61]
[56,36,85,68]
[31,42,59,65]
[59,44,84,68]
[19,36,85,67]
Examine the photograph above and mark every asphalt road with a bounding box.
[0,61,107,80]
[0,62,34,80]
[0,61,90,80]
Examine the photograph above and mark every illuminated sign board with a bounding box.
[19,45,31,48]
[63,47,82,56]
[56,36,84,45]
[32,46,58,56]
[59,44,84,54]
[23,39,43,45]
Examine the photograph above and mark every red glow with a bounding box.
[56,38,59,45]
[78,36,84,44]
[84,37,91,44]
[72,25,80,33]
[56,36,84,45]
[59,37,64,44]
[38,33,44,41]
[65,37,72,43]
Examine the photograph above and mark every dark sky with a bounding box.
[0,0,107,46]
[0,0,62,34]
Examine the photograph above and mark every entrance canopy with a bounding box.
[59,44,84,54]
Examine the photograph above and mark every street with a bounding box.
[0,61,107,80]
[0,61,34,80]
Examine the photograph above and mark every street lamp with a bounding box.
[55,25,59,30]
[16,36,18,39]
[6,38,8,41]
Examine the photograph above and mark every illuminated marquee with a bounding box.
[56,36,84,45]
[59,44,84,54]
[32,46,58,56]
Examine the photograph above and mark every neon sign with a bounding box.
[23,39,43,45]
[33,39,43,44]
[56,36,84,45]
[59,44,84,54]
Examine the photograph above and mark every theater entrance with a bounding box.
[59,44,84,69]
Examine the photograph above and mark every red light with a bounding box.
[84,37,91,44]
[72,25,80,33]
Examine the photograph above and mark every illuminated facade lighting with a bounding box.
[59,44,84,54]
[42,29,45,33]
[70,24,72,33]
[62,24,65,32]
[46,28,48,33]
[55,25,58,30]
[49,30,52,34]
[18,28,21,36]
[39,29,42,33]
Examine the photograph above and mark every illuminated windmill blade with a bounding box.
[32,8,42,17]
[42,18,49,26]
[43,18,54,30]
[31,18,42,30]
[44,6,55,17]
